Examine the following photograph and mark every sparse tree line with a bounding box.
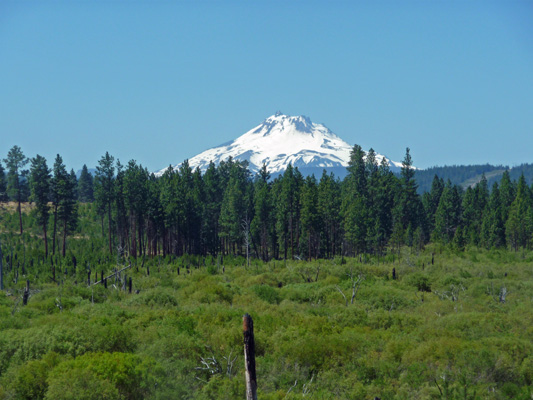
[1,144,533,260]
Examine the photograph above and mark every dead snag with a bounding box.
[22,280,30,305]
[243,313,257,400]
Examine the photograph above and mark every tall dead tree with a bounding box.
[243,313,257,400]
[242,217,251,268]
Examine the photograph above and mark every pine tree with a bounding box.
[29,155,51,256]
[480,182,505,249]
[506,174,531,250]
[251,164,273,261]
[392,148,426,248]
[0,161,7,202]
[70,169,78,201]
[461,187,477,244]
[159,165,179,256]
[4,145,29,234]
[51,155,64,255]
[453,225,466,251]
[202,161,222,256]
[318,171,341,258]
[462,175,489,245]
[275,164,302,259]
[114,161,128,254]
[218,160,250,255]
[343,144,368,255]
[499,170,515,223]
[94,152,115,253]
[51,155,77,256]
[299,175,320,260]
[124,160,149,257]
[78,164,94,202]
[422,175,444,231]
[434,181,462,243]
[145,173,164,257]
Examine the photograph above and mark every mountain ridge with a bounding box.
[157,113,403,178]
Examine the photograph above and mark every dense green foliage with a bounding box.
[1,145,533,261]
[1,145,533,398]
[0,215,532,398]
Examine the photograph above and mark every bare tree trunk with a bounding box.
[43,224,48,257]
[243,313,257,400]
[62,220,67,257]
[108,203,112,254]
[52,204,58,255]
[17,179,23,235]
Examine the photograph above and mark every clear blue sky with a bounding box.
[1,0,532,172]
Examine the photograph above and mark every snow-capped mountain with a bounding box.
[157,112,404,178]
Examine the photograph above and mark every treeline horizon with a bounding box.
[1,144,533,261]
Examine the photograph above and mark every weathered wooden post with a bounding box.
[243,313,257,400]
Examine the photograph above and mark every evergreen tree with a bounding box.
[218,159,250,255]
[202,161,222,256]
[4,145,29,234]
[78,164,94,202]
[299,175,320,260]
[461,187,477,245]
[29,155,51,256]
[145,173,164,257]
[371,157,397,255]
[392,148,426,247]
[51,155,64,255]
[124,160,149,257]
[70,169,78,201]
[275,164,302,259]
[499,170,515,223]
[434,181,462,243]
[51,155,77,256]
[506,174,531,250]
[189,167,205,254]
[343,144,369,255]
[318,171,341,258]
[94,152,115,253]
[114,161,128,254]
[463,174,489,245]
[251,164,273,261]
[0,161,7,202]
[453,225,466,251]
[422,175,444,231]
[159,166,179,256]
[480,182,505,249]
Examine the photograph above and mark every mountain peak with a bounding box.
[259,113,315,135]
[157,114,403,178]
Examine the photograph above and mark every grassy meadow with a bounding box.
[0,204,532,399]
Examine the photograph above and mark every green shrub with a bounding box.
[251,285,281,305]
[407,273,432,292]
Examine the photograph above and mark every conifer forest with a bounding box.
[0,144,532,399]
